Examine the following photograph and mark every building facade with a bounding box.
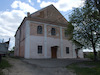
[14,5,83,59]
[0,40,9,55]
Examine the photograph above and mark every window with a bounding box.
[51,28,56,35]
[66,47,69,54]
[37,26,42,34]
[38,46,42,54]
[64,30,67,37]
[39,11,44,18]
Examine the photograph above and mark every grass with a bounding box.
[0,58,12,75]
[67,61,100,75]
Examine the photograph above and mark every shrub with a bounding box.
[0,59,11,75]
[0,59,11,69]
[85,52,94,60]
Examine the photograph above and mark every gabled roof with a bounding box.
[15,4,68,37]
[30,4,68,25]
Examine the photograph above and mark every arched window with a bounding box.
[51,28,56,35]
[37,26,42,34]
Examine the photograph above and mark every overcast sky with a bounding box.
[0,0,84,49]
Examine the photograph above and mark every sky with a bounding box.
[0,0,85,50]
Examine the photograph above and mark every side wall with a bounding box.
[14,30,20,56]
[14,22,26,57]
[72,44,84,58]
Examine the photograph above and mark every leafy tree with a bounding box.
[94,0,100,14]
[67,0,100,61]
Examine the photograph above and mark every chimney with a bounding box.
[27,12,30,17]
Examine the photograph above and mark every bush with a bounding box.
[85,53,94,60]
[0,59,11,75]
[98,51,100,58]
[0,59,11,69]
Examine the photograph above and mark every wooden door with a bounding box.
[51,47,57,58]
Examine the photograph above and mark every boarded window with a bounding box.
[37,26,42,34]
[38,11,44,18]
[51,28,56,35]
[38,46,42,54]
[66,47,69,54]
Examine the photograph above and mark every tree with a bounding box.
[94,0,100,14]
[67,0,100,61]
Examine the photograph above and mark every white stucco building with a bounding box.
[14,5,83,59]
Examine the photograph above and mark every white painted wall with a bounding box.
[46,37,61,58]
[72,43,84,58]
[44,24,47,58]
[30,36,45,58]
[15,29,20,56]
[24,21,84,59]
[60,27,63,58]
[62,40,73,58]
[25,21,30,59]
[29,36,75,59]
[78,50,84,58]
[72,44,77,58]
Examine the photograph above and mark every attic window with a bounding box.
[38,11,44,18]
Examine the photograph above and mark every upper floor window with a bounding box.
[66,47,69,54]
[51,28,56,35]
[64,30,67,37]
[37,26,42,34]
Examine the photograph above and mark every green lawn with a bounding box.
[67,61,100,75]
[0,58,11,75]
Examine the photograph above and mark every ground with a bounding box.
[67,60,100,75]
[2,57,88,75]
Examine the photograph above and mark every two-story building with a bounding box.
[14,5,83,59]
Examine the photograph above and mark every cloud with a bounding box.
[0,1,37,49]
[0,10,26,48]
[28,0,31,3]
[11,1,37,13]
[28,0,34,5]
[37,0,41,3]
[0,10,25,37]
[40,0,85,12]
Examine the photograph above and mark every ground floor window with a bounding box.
[38,46,42,54]
[66,47,69,54]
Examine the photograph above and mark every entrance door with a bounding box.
[51,46,58,58]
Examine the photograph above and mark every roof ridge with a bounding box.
[30,4,54,16]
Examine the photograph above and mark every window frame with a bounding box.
[38,45,42,54]
[66,47,69,54]
[51,28,56,35]
[37,26,42,34]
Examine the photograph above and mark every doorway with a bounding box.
[51,46,58,58]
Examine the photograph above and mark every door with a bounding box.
[51,47,57,58]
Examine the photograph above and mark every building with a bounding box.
[14,5,83,59]
[0,40,9,56]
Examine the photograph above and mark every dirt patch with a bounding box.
[4,58,35,75]
[3,58,76,75]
